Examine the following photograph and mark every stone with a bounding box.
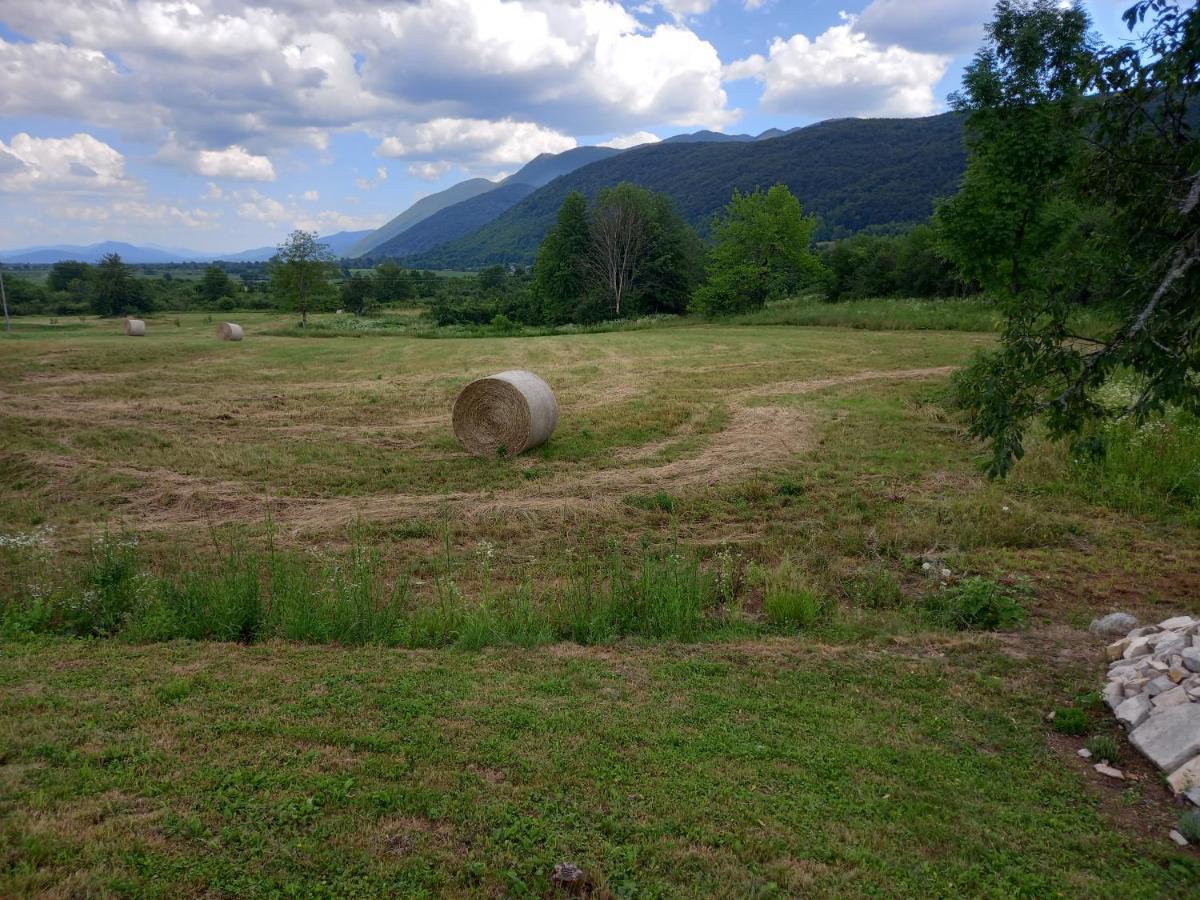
[1186,786,1200,807]
[1150,658,1170,672]
[1182,647,1200,673]
[1116,692,1153,729]
[1094,762,1124,779]
[1129,626,1162,638]
[1170,830,1190,847]
[1159,615,1196,631]
[1125,678,1150,698]
[1169,666,1189,684]
[1078,747,1093,759]
[1090,612,1140,637]
[1155,634,1188,656]
[1106,638,1131,661]
[1124,637,1154,659]
[551,862,586,890]
[1129,703,1200,772]
[1147,676,1176,697]
[1104,680,1125,711]
[1152,685,1190,709]
[1166,755,1200,794]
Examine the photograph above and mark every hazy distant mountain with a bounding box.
[0,241,198,264]
[661,130,755,144]
[500,146,622,189]
[371,182,538,260]
[346,178,498,258]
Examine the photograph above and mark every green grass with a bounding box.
[2,637,1196,897]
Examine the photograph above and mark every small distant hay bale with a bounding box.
[452,370,558,457]
[124,317,146,336]
[216,322,245,341]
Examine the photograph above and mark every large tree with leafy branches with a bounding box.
[947,0,1199,476]
[267,230,336,327]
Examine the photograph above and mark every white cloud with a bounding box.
[654,1,715,21]
[193,145,276,181]
[407,161,453,181]
[2,0,734,159]
[55,200,216,229]
[375,166,387,181]
[235,189,288,224]
[726,16,951,119]
[377,117,577,170]
[857,0,994,55]
[599,130,661,149]
[203,182,225,200]
[0,132,136,193]
[302,189,319,201]
[295,210,387,234]
[743,0,769,9]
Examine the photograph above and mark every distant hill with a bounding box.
[360,148,621,261]
[661,130,754,144]
[346,177,498,258]
[371,182,538,260]
[502,146,622,187]
[0,241,196,264]
[403,113,967,270]
[207,230,374,262]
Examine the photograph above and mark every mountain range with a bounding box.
[0,118,966,269]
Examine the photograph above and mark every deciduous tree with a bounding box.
[268,230,336,327]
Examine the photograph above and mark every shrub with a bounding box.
[1052,707,1089,736]
[62,534,145,636]
[923,577,1027,631]
[1178,810,1200,844]
[765,587,827,628]
[1084,734,1120,763]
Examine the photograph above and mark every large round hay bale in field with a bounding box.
[452,370,558,457]
[216,322,245,341]
[124,318,146,336]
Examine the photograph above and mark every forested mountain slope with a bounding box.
[401,113,966,269]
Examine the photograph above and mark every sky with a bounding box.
[0,0,1139,254]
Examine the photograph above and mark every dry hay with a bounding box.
[452,370,559,457]
[123,318,146,337]
[216,322,245,342]
[81,365,956,536]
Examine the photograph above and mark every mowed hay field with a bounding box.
[3,312,1200,896]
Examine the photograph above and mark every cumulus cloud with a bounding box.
[408,161,454,181]
[0,133,136,193]
[377,117,577,171]
[302,189,319,201]
[2,0,734,159]
[726,15,951,119]
[599,130,661,149]
[857,0,994,55]
[653,0,716,21]
[158,137,276,181]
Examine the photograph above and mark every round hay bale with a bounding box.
[216,322,245,341]
[452,370,558,457]
[124,317,146,336]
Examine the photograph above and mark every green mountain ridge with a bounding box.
[369,182,539,260]
[399,113,967,270]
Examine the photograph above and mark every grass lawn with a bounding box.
[1,309,1198,895]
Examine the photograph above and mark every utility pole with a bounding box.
[0,261,9,332]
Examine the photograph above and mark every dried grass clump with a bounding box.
[216,322,245,341]
[452,370,558,456]
[124,318,146,336]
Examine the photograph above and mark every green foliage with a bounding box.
[1084,735,1120,763]
[946,1,1200,476]
[1179,810,1200,844]
[692,185,823,315]
[90,253,149,317]
[197,264,235,305]
[339,273,376,316]
[765,587,827,629]
[373,260,414,303]
[532,191,591,325]
[923,577,1027,631]
[823,224,968,300]
[267,230,337,326]
[1051,707,1089,736]
[47,260,91,293]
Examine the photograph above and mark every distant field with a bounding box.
[1,310,1198,894]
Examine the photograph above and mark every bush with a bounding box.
[1052,707,1089,736]
[923,577,1027,631]
[1084,734,1120,763]
[1178,810,1200,844]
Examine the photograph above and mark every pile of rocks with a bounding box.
[1093,612,1200,805]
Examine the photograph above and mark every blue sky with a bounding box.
[0,0,1138,253]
